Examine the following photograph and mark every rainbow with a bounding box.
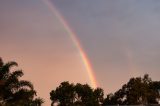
[42,0,97,88]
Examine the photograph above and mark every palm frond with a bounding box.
[18,80,34,90]
[10,70,23,78]
[0,61,18,77]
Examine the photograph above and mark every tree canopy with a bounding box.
[50,75,160,106]
[1,57,160,106]
[50,81,104,106]
[103,74,160,105]
[0,58,43,106]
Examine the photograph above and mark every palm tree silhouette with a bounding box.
[0,58,43,106]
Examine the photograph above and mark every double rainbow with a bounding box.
[42,0,97,88]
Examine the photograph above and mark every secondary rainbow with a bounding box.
[42,0,97,88]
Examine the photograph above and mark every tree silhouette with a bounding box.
[103,74,160,105]
[50,81,75,106]
[50,81,104,106]
[1,57,160,106]
[0,58,43,106]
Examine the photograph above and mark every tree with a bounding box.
[50,81,75,106]
[103,74,160,105]
[50,81,104,106]
[0,58,43,106]
[148,81,160,103]
[29,97,44,106]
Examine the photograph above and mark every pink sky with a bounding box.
[1,0,160,106]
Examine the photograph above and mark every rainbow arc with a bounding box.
[42,0,97,88]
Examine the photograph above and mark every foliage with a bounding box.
[103,74,160,105]
[0,58,44,106]
[1,57,160,106]
[50,81,104,106]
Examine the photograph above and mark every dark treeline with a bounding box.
[50,82,104,106]
[50,75,160,106]
[0,58,160,106]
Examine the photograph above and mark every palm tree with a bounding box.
[0,58,43,106]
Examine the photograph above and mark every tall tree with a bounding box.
[50,81,104,106]
[50,81,75,106]
[0,58,43,106]
[103,74,160,105]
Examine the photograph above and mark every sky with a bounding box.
[1,0,160,105]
